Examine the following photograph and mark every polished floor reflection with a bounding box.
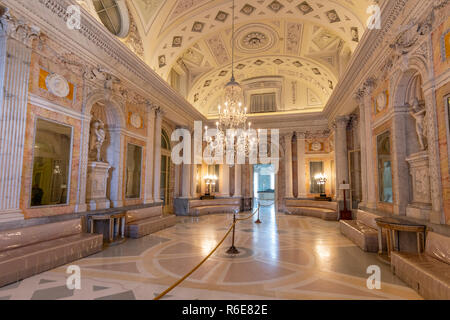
[0,205,421,300]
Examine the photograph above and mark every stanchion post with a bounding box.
[255,203,262,224]
[226,213,240,255]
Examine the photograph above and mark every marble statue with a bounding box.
[382,161,393,203]
[409,98,427,150]
[90,120,106,162]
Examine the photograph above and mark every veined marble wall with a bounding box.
[0,5,188,222]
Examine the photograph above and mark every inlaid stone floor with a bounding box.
[0,206,422,300]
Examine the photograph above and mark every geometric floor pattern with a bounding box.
[0,206,422,300]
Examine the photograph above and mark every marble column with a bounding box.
[0,10,39,222]
[76,115,91,213]
[363,93,377,208]
[219,164,230,197]
[144,104,156,203]
[190,135,196,198]
[356,95,368,207]
[284,133,294,198]
[181,163,191,198]
[391,105,409,215]
[423,87,444,224]
[249,164,254,199]
[334,116,350,201]
[153,108,163,202]
[234,164,242,197]
[296,132,307,198]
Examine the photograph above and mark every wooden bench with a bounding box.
[340,210,387,252]
[188,198,241,216]
[0,218,103,288]
[391,231,450,300]
[285,199,338,221]
[126,206,176,239]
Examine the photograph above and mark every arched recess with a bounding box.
[83,91,127,208]
[388,56,431,216]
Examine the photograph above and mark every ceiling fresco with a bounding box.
[84,0,375,117]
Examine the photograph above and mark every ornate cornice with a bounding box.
[4,0,205,126]
[0,5,40,46]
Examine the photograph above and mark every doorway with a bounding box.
[161,130,171,214]
[253,164,276,201]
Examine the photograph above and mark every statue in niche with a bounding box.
[382,161,393,203]
[90,120,106,162]
[409,98,428,150]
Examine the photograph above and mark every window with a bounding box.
[125,144,142,199]
[377,131,393,203]
[250,93,276,113]
[93,0,129,38]
[31,118,72,207]
[309,161,324,194]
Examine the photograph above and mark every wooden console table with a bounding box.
[375,217,426,262]
[88,212,126,244]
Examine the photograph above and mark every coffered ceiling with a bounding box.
[83,0,375,117]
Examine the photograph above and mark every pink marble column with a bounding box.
[0,9,39,222]
[144,103,156,203]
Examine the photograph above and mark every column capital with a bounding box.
[155,106,166,118]
[0,6,40,47]
[284,132,293,143]
[335,115,350,128]
[296,131,306,140]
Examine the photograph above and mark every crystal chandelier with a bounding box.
[204,0,257,162]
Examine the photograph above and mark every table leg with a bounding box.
[386,229,392,258]
[109,218,114,242]
[114,218,119,238]
[89,218,94,234]
[121,217,125,238]
[377,228,383,255]
[392,230,397,252]
[416,232,422,254]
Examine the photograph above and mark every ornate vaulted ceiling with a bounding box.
[82,0,375,117]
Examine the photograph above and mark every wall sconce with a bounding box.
[204,174,218,196]
[314,173,327,198]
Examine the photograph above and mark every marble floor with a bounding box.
[0,206,422,300]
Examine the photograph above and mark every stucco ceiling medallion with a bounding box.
[235,24,278,54]
[45,73,70,98]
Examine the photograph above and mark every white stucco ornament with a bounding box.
[45,73,70,98]
[130,113,143,129]
[376,92,387,111]
[311,141,322,151]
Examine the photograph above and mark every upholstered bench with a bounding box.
[189,198,241,216]
[0,219,103,288]
[285,199,338,221]
[339,210,387,252]
[391,231,450,300]
[126,206,176,239]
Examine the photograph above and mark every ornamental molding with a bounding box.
[0,5,40,46]
[4,0,205,126]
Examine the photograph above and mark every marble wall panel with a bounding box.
[435,81,450,224]
[432,17,450,78]
[20,104,82,218]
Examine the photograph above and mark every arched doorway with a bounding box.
[161,129,172,213]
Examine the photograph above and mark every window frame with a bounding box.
[125,142,143,200]
[92,0,130,38]
[29,117,74,208]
